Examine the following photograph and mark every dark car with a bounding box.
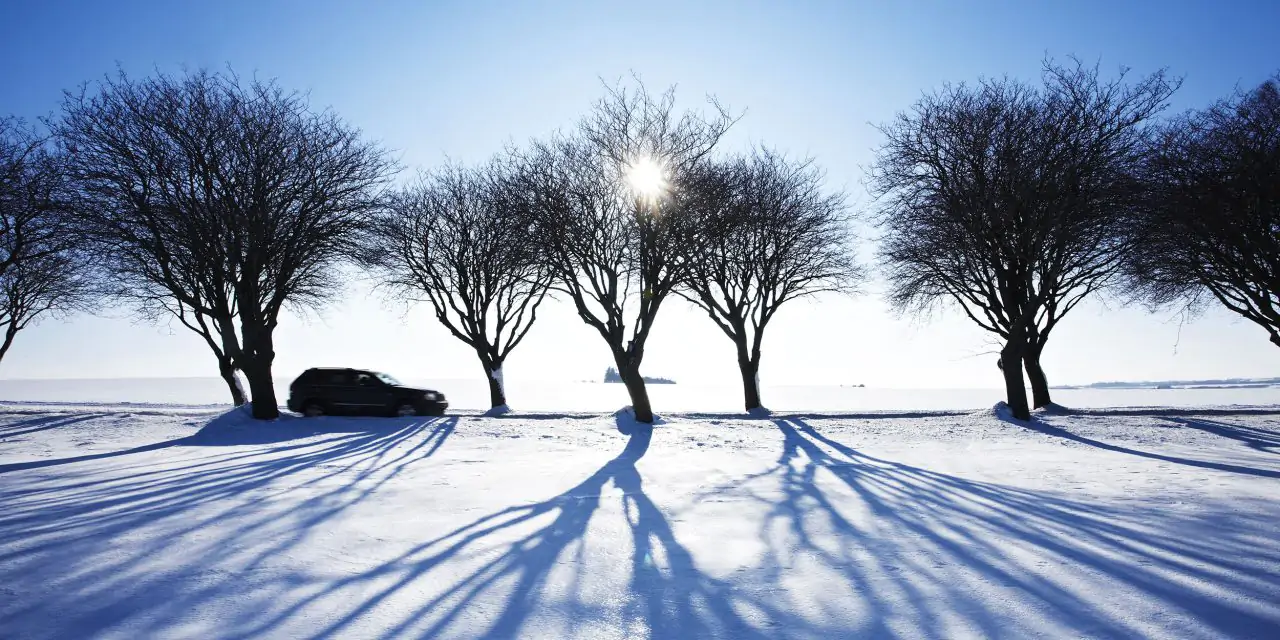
[286,368,448,417]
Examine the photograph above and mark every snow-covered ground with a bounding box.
[4,376,1280,412]
[1,402,1279,639]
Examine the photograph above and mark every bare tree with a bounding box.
[0,118,73,278]
[0,251,95,363]
[871,60,1175,419]
[522,80,736,423]
[58,69,392,419]
[680,147,860,413]
[1125,74,1280,347]
[1015,62,1178,407]
[0,119,93,364]
[365,156,549,412]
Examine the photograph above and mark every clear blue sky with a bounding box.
[2,0,1278,387]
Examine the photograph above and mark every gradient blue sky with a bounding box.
[1,0,1278,388]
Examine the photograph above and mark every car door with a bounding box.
[350,371,394,411]
[322,369,360,413]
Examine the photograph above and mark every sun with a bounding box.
[625,157,666,199]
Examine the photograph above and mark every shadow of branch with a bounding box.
[0,411,460,635]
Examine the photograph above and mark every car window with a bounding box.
[354,372,378,386]
[325,371,351,385]
[375,372,401,385]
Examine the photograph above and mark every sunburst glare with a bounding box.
[625,156,666,199]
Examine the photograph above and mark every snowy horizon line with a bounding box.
[0,374,1276,389]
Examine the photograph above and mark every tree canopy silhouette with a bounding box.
[58,69,393,418]
[680,147,860,412]
[521,79,736,423]
[365,155,549,411]
[0,118,93,365]
[872,60,1176,418]
[1125,73,1280,348]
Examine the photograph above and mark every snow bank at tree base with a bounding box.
[483,404,511,417]
[614,405,668,426]
[986,401,1081,423]
[2,405,1279,638]
[1035,402,1075,415]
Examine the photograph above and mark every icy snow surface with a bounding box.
[1,402,1278,638]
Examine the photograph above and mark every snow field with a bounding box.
[0,404,1278,638]
[5,376,1280,412]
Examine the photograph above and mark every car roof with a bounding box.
[304,367,384,375]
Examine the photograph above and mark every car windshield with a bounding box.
[374,372,401,386]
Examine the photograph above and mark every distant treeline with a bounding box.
[1059,378,1280,390]
[603,368,675,385]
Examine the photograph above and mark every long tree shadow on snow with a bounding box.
[1000,412,1280,478]
[1162,416,1280,454]
[709,418,1280,638]
[0,412,108,440]
[234,415,1280,639]
[265,414,801,640]
[0,408,457,473]
[9,411,1279,638]
[0,411,459,637]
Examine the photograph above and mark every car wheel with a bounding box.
[302,402,325,417]
[393,401,419,418]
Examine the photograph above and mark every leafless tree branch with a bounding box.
[58,68,394,418]
[1124,73,1280,350]
[520,77,738,423]
[362,153,550,409]
[679,146,862,411]
[871,58,1177,418]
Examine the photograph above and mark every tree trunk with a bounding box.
[238,324,279,420]
[243,361,279,420]
[1000,337,1031,421]
[218,356,247,406]
[1023,341,1052,409]
[736,345,762,412]
[616,359,654,423]
[483,360,507,409]
[0,325,18,365]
